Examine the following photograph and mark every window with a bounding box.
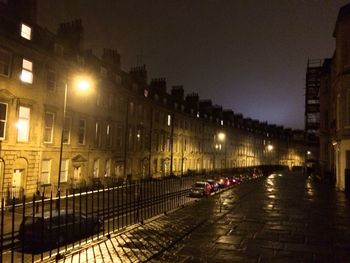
[20,59,33,84]
[93,159,99,178]
[44,112,54,143]
[106,123,112,147]
[347,89,350,126]
[20,23,32,40]
[54,44,63,56]
[47,69,56,91]
[129,102,134,116]
[60,159,69,183]
[105,159,111,177]
[95,121,101,147]
[63,116,71,144]
[128,127,133,150]
[100,66,107,77]
[116,125,123,148]
[0,103,7,140]
[40,160,51,185]
[78,119,86,145]
[17,106,30,142]
[96,93,101,106]
[167,114,171,126]
[0,49,11,77]
[337,94,340,129]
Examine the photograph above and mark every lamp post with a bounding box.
[217,132,226,172]
[266,143,274,165]
[57,77,92,201]
[213,132,226,174]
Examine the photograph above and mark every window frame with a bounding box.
[78,118,86,145]
[0,102,7,140]
[43,111,55,143]
[17,106,30,142]
[20,23,32,40]
[20,58,33,84]
[40,159,51,185]
[60,159,69,183]
[0,48,11,77]
[63,116,72,144]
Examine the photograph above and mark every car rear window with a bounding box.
[194,182,205,187]
[23,217,42,226]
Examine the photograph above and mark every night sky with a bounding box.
[37,0,349,130]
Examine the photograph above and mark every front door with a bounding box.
[12,169,23,198]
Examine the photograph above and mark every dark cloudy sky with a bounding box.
[37,0,349,129]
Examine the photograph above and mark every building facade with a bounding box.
[319,3,350,190]
[0,1,306,199]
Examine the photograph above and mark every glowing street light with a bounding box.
[57,74,93,197]
[267,144,274,152]
[218,132,226,142]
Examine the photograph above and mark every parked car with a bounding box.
[18,209,103,247]
[207,179,219,192]
[217,177,230,188]
[189,182,212,197]
[229,177,239,186]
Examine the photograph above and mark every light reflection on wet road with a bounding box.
[160,171,350,262]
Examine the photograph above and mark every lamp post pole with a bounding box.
[57,82,68,205]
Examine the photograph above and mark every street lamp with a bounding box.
[57,75,93,198]
[267,144,274,152]
[213,132,226,173]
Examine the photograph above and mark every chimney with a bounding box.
[171,85,184,101]
[102,48,121,71]
[57,19,84,52]
[129,64,147,85]
[150,78,167,94]
[1,0,37,22]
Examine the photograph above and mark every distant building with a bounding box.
[0,0,305,201]
[319,3,350,190]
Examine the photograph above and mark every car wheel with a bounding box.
[56,234,64,246]
[93,223,100,234]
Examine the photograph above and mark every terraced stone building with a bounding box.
[0,0,305,199]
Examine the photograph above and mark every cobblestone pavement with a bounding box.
[43,172,350,262]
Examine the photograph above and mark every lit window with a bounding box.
[40,160,51,185]
[20,59,33,84]
[95,121,101,147]
[44,112,54,143]
[0,103,7,140]
[167,114,171,126]
[21,23,32,40]
[105,159,111,177]
[63,116,71,144]
[106,123,112,147]
[0,49,11,77]
[78,119,86,145]
[60,159,69,183]
[17,106,30,142]
[93,159,99,178]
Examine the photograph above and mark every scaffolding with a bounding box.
[305,59,322,142]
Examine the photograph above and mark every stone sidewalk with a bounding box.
[155,172,350,263]
[44,172,350,262]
